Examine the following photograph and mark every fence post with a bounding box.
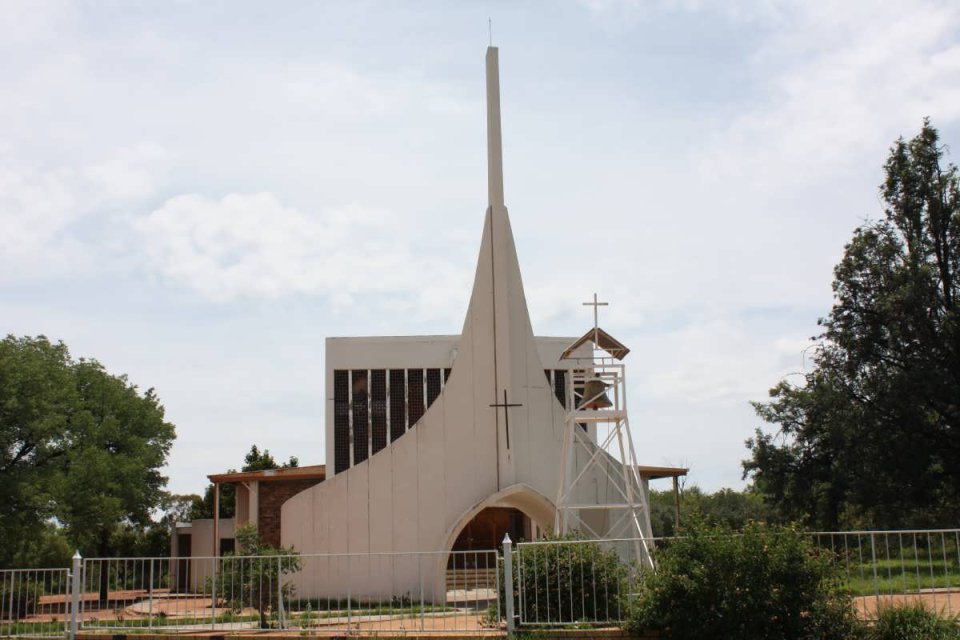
[347,554,352,632]
[69,551,81,640]
[148,560,154,630]
[209,556,217,631]
[276,556,284,629]
[870,532,880,612]
[503,534,514,637]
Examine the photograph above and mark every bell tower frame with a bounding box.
[554,298,655,568]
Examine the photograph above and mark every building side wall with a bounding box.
[173,518,235,593]
[258,479,323,548]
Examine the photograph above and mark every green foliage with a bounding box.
[870,602,960,640]
[648,485,776,537]
[0,577,44,619]
[213,523,302,629]
[627,520,861,640]
[10,523,73,569]
[160,493,205,526]
[192,445,298,519]
[0,335,176,567]
[242,444,298,471]
[746,120,960,529]
[501,534,628,625]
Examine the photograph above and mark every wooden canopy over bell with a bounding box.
[560,326,630,361]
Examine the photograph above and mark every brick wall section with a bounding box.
[257,479,323,548]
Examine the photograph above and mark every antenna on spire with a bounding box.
[488,18,493,46]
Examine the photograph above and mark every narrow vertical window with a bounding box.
[352,370,369,465]
[334,370,350,473]
[426,368,442,406]
[408,369,425,427]
[389,369,406,442]
[371,369,387,455]
[553,369,567,408]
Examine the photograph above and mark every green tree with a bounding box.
[0,336,76,566]
[0,335,176,569]
[213,523,301,629]
[193,445,298,519]
[648,486,775,537]
[745,120,960,529]
[162,493,205,526]
[242,444,298,471]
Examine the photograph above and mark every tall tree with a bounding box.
[0,337,75,566]
[745,120,960,529]
[242,444,298,472]
[0,336,176,567]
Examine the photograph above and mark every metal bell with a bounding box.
[580,377,612,409]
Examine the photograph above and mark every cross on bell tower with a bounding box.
[582,292,608,345]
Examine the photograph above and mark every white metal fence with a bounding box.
[0,569,70,638]
[74,549,500,635]
[811,529,960,619]
[511,530,960,628]
[1,529,958,637]
[512,537,637,627]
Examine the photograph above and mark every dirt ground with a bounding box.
[23,589,960,631]
[854,590,960,618]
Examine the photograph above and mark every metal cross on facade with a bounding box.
[583,292,608,344]
[489,388,522,448]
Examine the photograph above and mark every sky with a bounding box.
[3,0,960,497]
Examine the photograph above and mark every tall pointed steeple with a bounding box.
[486,47,505,209]
[453,46,552,490]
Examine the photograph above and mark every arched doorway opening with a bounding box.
[440,485,556,603]
[444,507,529,603]
[448,507,527,568]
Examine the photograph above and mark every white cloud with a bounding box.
[135,192,471,313]
[635,312,808,405]
[697,1,960,185]
[0,144,165,281]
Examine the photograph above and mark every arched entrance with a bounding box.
[440,484,556,602]
[448,507,527,568]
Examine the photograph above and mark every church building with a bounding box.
[172,46,686,601]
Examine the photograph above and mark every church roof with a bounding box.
[208,464,326,484]
[637,465,689,480]
[560,327,630,361]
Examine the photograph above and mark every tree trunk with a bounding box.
[97,530,110,606]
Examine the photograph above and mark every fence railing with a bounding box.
[511,530,960,628]
[1,529,958,637]
[811,529,960,619]
[71,549,500,636]
[0,568,70,639]
[513,537,638,627]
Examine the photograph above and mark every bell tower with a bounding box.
[554,294,655,568]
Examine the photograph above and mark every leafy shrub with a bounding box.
[500,534,628,625]
[870,602,959,640]
[626,520,862,640]
[210,524,302,629]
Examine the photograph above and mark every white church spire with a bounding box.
[453,46,550,490]
[486,47,505,209]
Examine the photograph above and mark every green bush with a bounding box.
[210,524,302,629]
[869,602,959,640]
[501,534,628,625]
[626,520,861,640]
